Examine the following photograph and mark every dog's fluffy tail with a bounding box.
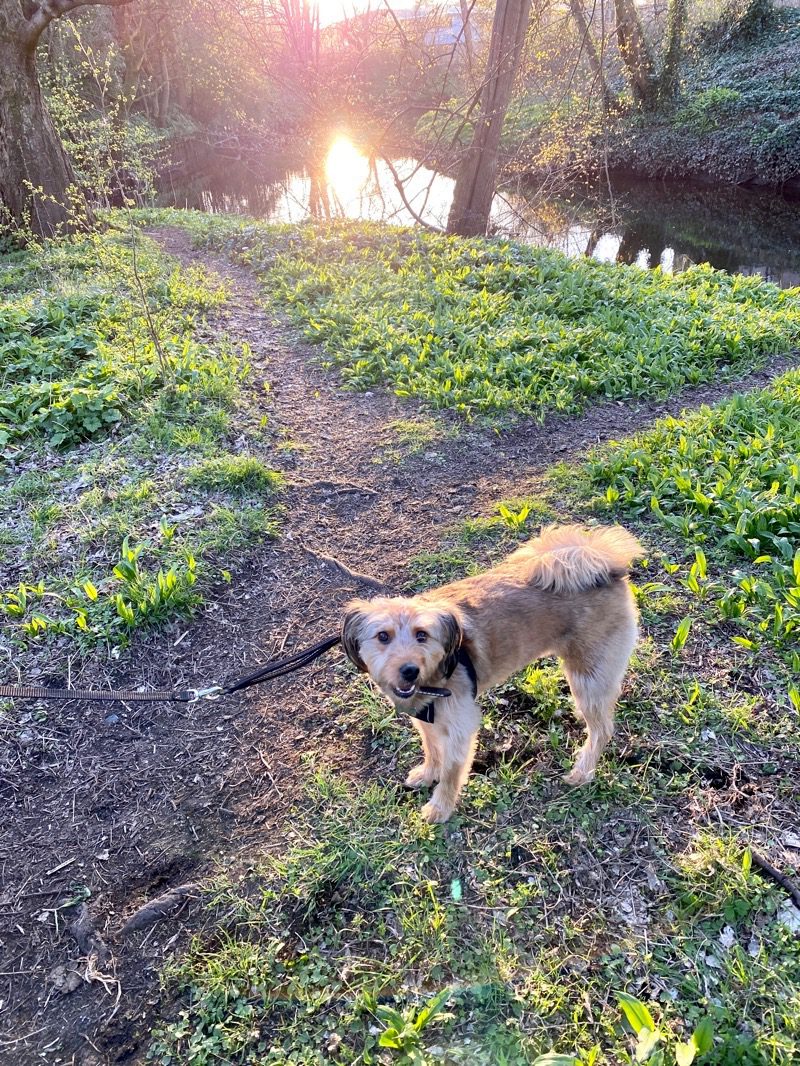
[522,524,643,595]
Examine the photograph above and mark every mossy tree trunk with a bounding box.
[446,0,532,237]
[612,0,688,110]
[659,0,688,104]
[0,0,132,239]
[613,0,658,108]
[0,3,78,236]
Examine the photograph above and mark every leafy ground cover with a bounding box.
[608,8,800,186]
[3,214,797,1065]
[582,369,800,671]
[156,214,800,419]
[125,215,799,1066]
[0,221,281,647]
[149,496,800,1065]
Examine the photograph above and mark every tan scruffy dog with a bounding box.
[341,524,643,823]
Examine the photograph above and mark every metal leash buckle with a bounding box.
[187,685,224,703]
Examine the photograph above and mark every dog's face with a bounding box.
[341,597,462,703]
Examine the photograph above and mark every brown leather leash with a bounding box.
[0,633,343,706]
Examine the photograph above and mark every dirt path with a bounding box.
[3,227,798,1065]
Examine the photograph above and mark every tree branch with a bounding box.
[24,0,135,51]
[381,156,443,232]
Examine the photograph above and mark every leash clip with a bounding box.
[187,685,224,702]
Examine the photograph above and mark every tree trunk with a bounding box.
[446,0,532,237]
[613,0,658,109]
[0,6,86,238]
[658,0,688,103]
[569,0,614,110]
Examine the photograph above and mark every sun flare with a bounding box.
[324,135,371,188]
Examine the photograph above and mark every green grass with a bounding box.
[150,742,800,1064]
[161,214,800,419]
[0,220,281,646]
[583,368,800,662]
[149,512,800,1066]
[148,660,799,1065]
[186,454,284,495]
[374,415,458,465]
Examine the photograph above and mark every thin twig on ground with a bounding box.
[301,547,386,591]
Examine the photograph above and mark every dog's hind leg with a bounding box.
[405,719,441,789]
[562,625,637,786]
[561,677,616,786]
[420,698,482,823]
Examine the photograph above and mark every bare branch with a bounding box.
[24,0,135,51]
[381,156,443,232]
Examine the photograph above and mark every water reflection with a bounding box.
[161,134,800,288]
[263,137,462,227]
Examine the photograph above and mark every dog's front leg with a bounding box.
[420,699,481,824]
[405,719,441,789]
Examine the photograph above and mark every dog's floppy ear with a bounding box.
[437,609,463,678]
[341,601,368,672]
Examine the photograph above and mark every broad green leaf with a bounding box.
[731,636,757,650]
[635,1027,661,1062]
[671,617,692,652]
[413,988,450,1031]
[377,1030,402,1049]
[616,991,656,1035]
[692,1017,714,1053]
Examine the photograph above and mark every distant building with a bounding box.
[420,6,478,48]
[332,3,478,51]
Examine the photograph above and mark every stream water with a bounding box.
[159,134,800,288]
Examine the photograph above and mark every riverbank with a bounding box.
[409,8,800,195]
[602,8,800,190]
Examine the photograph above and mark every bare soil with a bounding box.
[1,227,797,1065]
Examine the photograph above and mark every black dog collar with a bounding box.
[408,646,478,724]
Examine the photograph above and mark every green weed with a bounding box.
[149,761,800,1064]
[0,227,230,450]
[374,988,453,1063]
[179,218,800,419]
[0,221,280,647]
[586,369,800,653]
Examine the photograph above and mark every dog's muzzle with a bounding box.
[393,664,420,700]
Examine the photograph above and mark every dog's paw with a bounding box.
[563,765,595,787]
[405,763,436,789]
[420,799,453,824]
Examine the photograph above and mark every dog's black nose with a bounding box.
[400,663,420,683]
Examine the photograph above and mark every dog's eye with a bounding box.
[376,631,391,644]
[416,630,428,643]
